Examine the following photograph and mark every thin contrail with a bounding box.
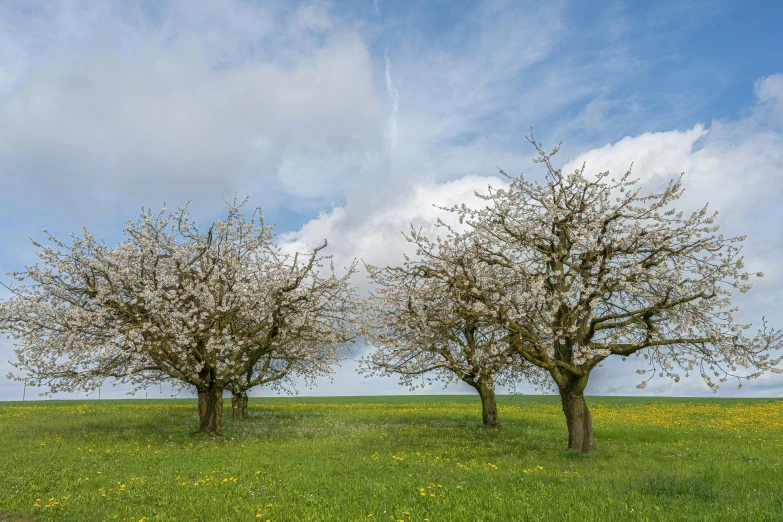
[384,49,399,156]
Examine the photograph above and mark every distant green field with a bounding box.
[0,395,781,522]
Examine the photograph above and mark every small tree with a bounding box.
[228,338,342,420]
[440,134,783,451]
[1,197,358,435]
[361,231,547,427]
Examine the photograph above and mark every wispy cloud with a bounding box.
[384,48,399,157]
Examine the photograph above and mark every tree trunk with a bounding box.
[197,383,224,436]
[231,390,249,420]
[476,382,500,428]
[559,388,595,452]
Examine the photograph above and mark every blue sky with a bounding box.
[1,0,782,401]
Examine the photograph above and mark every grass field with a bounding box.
[1,395,782,522]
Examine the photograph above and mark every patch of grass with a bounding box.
[0,395,781,521]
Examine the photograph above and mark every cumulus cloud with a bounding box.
[563,77,783,221]
[0,0,383,220]
[281,175,505,277]
[755,74,783,125]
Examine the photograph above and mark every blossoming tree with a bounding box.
[361,230,548,427]
[438,134,783,451]
[1,197,358,435]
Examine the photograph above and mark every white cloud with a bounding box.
[755,73,783,125]
[0,0,383,219]
[280,74,783,397]
[280,174,507,286]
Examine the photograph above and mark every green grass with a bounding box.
[1,395,781,521]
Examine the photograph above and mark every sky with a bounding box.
[1,0,782,401]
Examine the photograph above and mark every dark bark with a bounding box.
[231,390,249,420]
[559,386,595,452]
[197,383,224,435]
[476,382,500,428]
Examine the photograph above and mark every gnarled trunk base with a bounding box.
[559,390,595,452]
[197,384,224,436]
[232,390,249,420]
[477,383,500,428]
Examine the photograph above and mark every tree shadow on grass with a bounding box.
[634,473,719,502]
[7,397,601,460]
[0,512,39,522]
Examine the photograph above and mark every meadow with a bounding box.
[0,395,781,522]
